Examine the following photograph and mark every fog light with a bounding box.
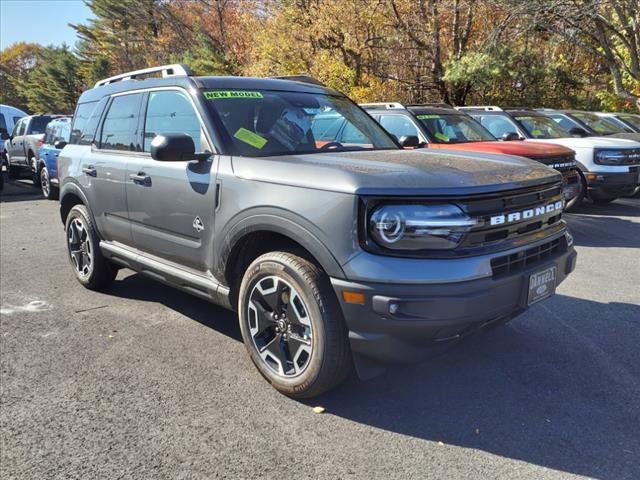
[389,303,399,314]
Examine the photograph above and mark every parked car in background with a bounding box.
[537,109,640,142]
[58,65,577,397]
[4,114,63,185]
[361,103,583,209]
[460,106,640,204]
[0,104,28,190]
[594,112,640,133]
[37,116,71,199]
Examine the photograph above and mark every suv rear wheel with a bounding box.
[238,251,351,398]
[65,205,117,290]
[40,166,58,200]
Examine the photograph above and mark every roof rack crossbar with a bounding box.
[94,64,194,88]
[407,103,453,108]
[359,102,406,110]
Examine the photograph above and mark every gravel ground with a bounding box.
[1,179,639,480]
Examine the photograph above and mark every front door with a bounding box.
[125,89,217,271]
[10,118,27,164]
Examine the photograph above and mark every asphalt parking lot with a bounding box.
[1,179,639,480]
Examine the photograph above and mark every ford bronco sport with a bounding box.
[360,103,582,209]
[58,65,577,397]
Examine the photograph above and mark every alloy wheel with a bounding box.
[40,168,50,197]
[247,275,313,377]
[68,218,93,277]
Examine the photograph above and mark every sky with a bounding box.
[0,0,93,50]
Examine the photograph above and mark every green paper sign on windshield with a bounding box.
[532,129,542,136]
[204,91,264,100]
[417,114,440,120]
[434,132,450,142]
[234,128,268,149]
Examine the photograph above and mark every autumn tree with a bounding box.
[0,43,43,111]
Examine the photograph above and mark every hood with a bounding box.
[525,136,640,150]
[232,149,561,196]
[427,140,573,158]
[608,132,640,142]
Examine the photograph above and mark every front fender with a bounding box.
[216,207,347,280]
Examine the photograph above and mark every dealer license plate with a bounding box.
[528,266,557,306]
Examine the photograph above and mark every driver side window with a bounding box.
[143,90,206,153]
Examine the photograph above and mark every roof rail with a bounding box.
[407,103,453,109]
[359,102,406,110]
[94,64,194,88]
[456,106,503,111]
[268,75,325,86]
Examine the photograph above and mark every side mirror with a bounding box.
[54,140,67,149]
[398,135,421,148]
[501,132,521,141]
[569,127,589,137]
[0,131,10,140]
[150,133,210,162]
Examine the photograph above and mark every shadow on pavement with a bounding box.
[107,272,242,342]
[102,270,640,479]
[565,198,640,248]
[0,178,44,203]
[571,198,639,218]
[313,294,640,480]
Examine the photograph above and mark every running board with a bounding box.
[100,241,232,309]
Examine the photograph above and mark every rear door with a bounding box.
[9,118,28,164]
[125,88,217,271]
[85,93,144,245]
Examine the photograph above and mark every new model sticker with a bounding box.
[490,201,563,226]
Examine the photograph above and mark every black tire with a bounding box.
[65,204,117,290]
[6,154,19,179]
[565,171,586,211]
[238,251,351,398]
[39,165,58,200]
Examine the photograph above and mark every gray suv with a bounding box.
[58,65,577,397]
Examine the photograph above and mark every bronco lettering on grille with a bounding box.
[490,201,563,226]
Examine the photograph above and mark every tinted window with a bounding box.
[70,102,96,144]
[58,121,71,142]
[0,114,6,132]
[203,89,396,156]
[100,94,143,151]
[143,90,203,152]
[311,115,344,140]
[414,113,495,143]
[514,115,571,139]
[27,116,52,134]
[618,114,640,130]
[44,124,56,144]
[572,112,625,134]
[550,114,578,131]
[379,115,422,140]
[474,114,520,138]
[13,118,24,136]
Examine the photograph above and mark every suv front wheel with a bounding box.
[65,205,117,290]
[238,251,351,398]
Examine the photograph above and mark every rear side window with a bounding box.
[143,90,203,152]
[100,93,143,151]
[71,101,107,145]
[0,114,6,132]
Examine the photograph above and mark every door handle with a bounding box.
[129,172,151,185]
[82,165,97,177]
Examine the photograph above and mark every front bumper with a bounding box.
[332,238,577,364]
[585,168,640,199]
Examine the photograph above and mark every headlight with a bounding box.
[594,149,640,165]
[369,204,476,250]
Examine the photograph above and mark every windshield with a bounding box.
[514,115,571,139]
[203,89,397,156]
[618,114,640,131]
[414,113,495,143]
[572,112,628,134]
